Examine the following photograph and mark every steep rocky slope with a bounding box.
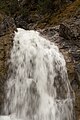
[40,16,80,119]
[0,0,80,119]
[0,14,16,112]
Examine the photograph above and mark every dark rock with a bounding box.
[0,16,17,113]
[59,16,80,47]
[15,15,28,29]
[75,64,80,83]
[0,16,16,36]
[59,23,75,40]
[39,26,60,42]
[71,64,80,90]
[72,52,80,61]
[58,17,80,120]
[40,16,80,120]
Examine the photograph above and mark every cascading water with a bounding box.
[1,28,74,120]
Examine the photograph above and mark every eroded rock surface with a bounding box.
[0,12,80,119]
[0,15,16,113]
[40,16,80,120]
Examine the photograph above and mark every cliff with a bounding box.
[0,14,16,112]
[0,0,80,119]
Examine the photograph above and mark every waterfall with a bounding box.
[1,28,74,120]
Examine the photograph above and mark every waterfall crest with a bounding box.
[2,28,74,120]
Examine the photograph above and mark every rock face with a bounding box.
[40,16,80,120]
[59,23,75,41]
[0,11,80,120]
[59,18,80,47]
[59,18,80,120]
[58,17,80,87]
[0,15,16,113]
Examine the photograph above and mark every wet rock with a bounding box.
[15,15,28,29]
[72,51,80,61]
[71,66,80,90]
[40,16,80,120]
[0,16,16,113]
[39,26,60,42]
[0,16,16,36]
[58,19,80,120]
[59,17,80,47]
[75,64,80,84]
[59,23,75,40]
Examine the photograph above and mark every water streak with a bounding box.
[2,28,74,120]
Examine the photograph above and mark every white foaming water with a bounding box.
[2,28,74,120]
